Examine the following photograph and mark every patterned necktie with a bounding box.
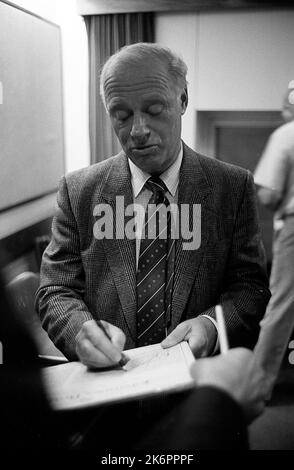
[136,177,175,346]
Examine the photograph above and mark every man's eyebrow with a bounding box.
[145,97,165,106]
[108,101,129,113]
[108,97,165,113]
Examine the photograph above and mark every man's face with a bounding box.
[104,56,187,175]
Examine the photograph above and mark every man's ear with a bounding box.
[180,86,188,114]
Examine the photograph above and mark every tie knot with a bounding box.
[146,177,167,196]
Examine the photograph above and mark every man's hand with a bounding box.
[190,348,268,423]
[257,186,281,211]
[75,319,126,368]
[161,316,217,357]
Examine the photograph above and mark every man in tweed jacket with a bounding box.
[36,43,270,368]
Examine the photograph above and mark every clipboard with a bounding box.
[42,342,196,411]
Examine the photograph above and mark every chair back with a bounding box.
[6,271,64,357]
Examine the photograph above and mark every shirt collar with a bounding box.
[128,142,183,198]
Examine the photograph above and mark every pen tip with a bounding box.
[119,353,129,369]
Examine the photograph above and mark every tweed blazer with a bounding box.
[36,142,270,359]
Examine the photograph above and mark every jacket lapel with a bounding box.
[100,153,137,342]
[170,144,212,329]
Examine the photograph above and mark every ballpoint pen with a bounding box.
[96,319,129,369]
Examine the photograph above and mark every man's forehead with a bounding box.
[104,75,171,100]
[104,55,172,89]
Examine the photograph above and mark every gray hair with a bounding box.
[100,42,188,109]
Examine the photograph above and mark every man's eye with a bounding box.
[148,104,163,115]
[115,110,129,121]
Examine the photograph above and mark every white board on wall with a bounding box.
[0,0,64,212]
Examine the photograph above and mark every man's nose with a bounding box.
[130,113,150,144]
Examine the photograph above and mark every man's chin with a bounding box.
[132,162,164,175]
[127,149,165,173]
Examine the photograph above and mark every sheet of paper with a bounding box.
[42,342,195,410]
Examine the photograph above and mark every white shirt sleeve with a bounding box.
[201,314,220,355]
[254,128,289,196]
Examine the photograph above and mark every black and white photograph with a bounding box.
[0,0,294,462]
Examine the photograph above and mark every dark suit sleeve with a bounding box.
[35,176,94,359]
[169,386,248,450]
[136,386,248,450]
[202,171,271,348]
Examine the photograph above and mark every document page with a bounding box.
[42,342,195,410]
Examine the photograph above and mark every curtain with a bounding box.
[84,13,154,164]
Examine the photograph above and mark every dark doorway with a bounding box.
[216,125,277,267]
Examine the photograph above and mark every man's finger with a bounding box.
[77,320,124,364]
[161,322,192,348]
[87,323,122,363]
[76,338,117,368]
[188,332,207,358]
[100,320,126,352]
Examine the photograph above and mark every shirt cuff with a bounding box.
[201,314,220,355]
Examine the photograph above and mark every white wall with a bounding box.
[156,9,294,147]
[8,0,58,21]
[155,12,198,150]
[56,0,90,172]
[197,10,294,111]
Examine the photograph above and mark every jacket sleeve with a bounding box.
[35,176,94,359]
[142,386,248,450]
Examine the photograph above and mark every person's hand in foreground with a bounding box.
[161,316,217,358]
[190,347,268,423]
[75,319,126,368]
